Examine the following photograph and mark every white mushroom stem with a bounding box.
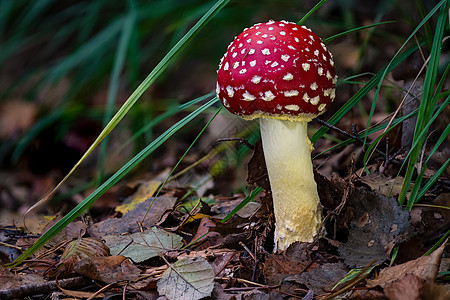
[259,118,322,251]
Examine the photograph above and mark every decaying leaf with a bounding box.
[282,262,348,295]
[383,274,450,300]
[87,196,176,238]
[338,189,412,267]
[367,241,446,288]
[157,257,215,300]
[58,237,110,273]
[357,173,407,198]
[103,226,183,263]
[264,242,319,286]
[115,180,162,215]
[74,255,141,283]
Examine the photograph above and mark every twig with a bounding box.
[0,276,90,299]
[315,119,393,158]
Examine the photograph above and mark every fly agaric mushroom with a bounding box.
[216,20,337,251]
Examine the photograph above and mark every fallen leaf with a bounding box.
[103,226,183,263]
[157,257,215,300]
[264,242,319,286]
[282,262,348,295]
[74,255,141,283]
[357,173,406,198]
[115,180,161,215]
[367,241,446,288]
[55,237,110,275]
[338,189,412,267]
[189,217,223,250]
[87,196,176,239]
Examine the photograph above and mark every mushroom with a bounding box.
[216,20,337,251]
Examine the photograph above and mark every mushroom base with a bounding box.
[259,118,322,251]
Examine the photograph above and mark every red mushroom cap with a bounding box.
[216,20,337,121]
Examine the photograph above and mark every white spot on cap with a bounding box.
[250,60,256,67]
[309,35,315,41]
[262,48,271,55]
[223,62,229,71]
[326,70,332,80]
[310,96,320,105]
[323,88,332,97]
[310,82,318,90]
[302,63,310,71]
[280,31,286,36]
[303,93,310,103]
[222,98,230,108]
[255,32,261,36]
[233,62,239,69]
[330,59,335,67]
[318,67,324,75]
[251,75,262,84]
[330,89,336,100]
[288,45,296,50]
[285,104,300,111]
[305,47,310,52]
[281,54,290,62]
[216,82,220,95]
[262,90,275,101]
[248,49,255,55]
[265,60,271,65]
[270,61,279,67]
[322,54,327,60]
[294,37,300,42]
[239,68,247,74]
[283,73,294,81]
[270,36,276,40]
[247,38,252,43]
[241,61,245,66]
[226,86,234,97]
[268,27,274,31]
[262,34,268,38]
[284,90,299,97]
[242,91,256,101]
[318,103,327,111]
[292,27,298,31]
[241,49,247,54]
[238,43,243,48]
[332,75,338,84]
[232,52,237,58]
[279,23,285,27]
[257,40,263,44]
[314,50,319,56]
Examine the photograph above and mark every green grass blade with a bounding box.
[424,229,450,256]
[97,2,136,184]
[323,21,395,43]
[143,107,222,222]
[8,97,218,268]
[311,44,419,143]
[115,92,216,156]
[221,187,263,223]
[26,0,230,214]
[297,0,329,25]
[363,0,446,149]
[399,0,448,206]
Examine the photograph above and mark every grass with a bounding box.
[2,0,448,267]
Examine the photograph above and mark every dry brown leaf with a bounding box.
[367,241,446,288]
[87,196,176,238]
[74,255,141,283]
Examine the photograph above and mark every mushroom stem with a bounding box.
[259,118,322,251]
